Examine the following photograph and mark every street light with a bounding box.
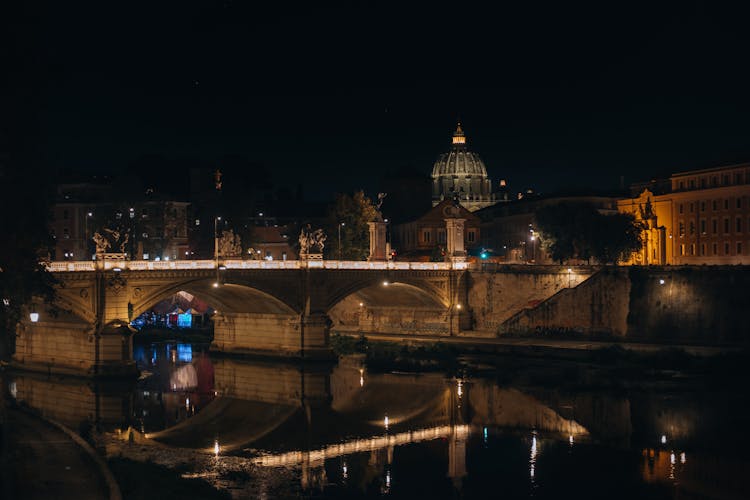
[214,216,221,285]
[338,222,345,260]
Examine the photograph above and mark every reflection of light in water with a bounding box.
[483,427,488,444]
[670,453,676,465]
[253,425,470,467]
[680,452,686,464]
[359,368,364,387]
[214,440,220,456]
[457,380,463,397]
[530,433,538,479]
[8,381,17,399]
[185,397,190,410]
[669,451,676,480]
[569,435,574,445]
[661,435,667,444]
[342,462,348,479]
[170,364,198,390]
[384,415,389,430]
[386,470,391,488]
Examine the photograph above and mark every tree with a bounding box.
[325,191,380,260]
[0,164,58,359]
[536,202,644,265]
[589,213,645,264]
[535,202,600,264]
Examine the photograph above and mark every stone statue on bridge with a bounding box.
[299,225,326,259]
[218,229,243,257]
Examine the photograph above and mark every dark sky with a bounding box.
[5,1,750,200]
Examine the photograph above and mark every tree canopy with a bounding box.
[535,202,643,264]
[325,191,380,260]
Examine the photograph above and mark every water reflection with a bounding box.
[6,343,750,499]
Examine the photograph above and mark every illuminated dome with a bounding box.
[431,123,496,211]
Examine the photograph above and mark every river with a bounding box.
[7,339,750,499]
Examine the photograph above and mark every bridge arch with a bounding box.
[325,276,449,313]
[327,277,451,336]
[131,278,297,320]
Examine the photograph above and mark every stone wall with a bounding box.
[486,266,750,344]
[467,266,597,332]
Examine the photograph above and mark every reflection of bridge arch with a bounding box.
[132,279,297,319]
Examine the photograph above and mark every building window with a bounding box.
[712,200,718,211]
[680,244,685,256]
[712,219,718,234]
[737,198,743,209]
[712,176,718,187]
[689,221,695,235]
[724,199,729,210]
[724,218,730,234]
[423,231,430,243]
[63,228,70,239]
[468,230,476,243]
[723,174,730,185]
[700,219,706,234]
[679,221,685,237]
[700,243,706,256]
[689,180,695,189]
[679,181,685,190]
[679,204,684,214]
[689,203,694,213]
[737,217,742,233]
[725,242,730,255]
[713,242,718,255]
[690,243,695,255]
[735,173,743,184]
[700,178,706,189]
[700,201,705,212]
[738,242,743,255]
[63,210,69,220]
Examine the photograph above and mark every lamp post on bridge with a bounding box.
[214,216,221,286]
[338,222,345,260]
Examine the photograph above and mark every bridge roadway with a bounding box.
[14,260,471,376]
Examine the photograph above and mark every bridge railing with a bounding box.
[45,259,466,272]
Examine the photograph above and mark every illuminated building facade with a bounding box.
[432,124,497,211]
[50,181,190,261]
[619,164,750,265]
[392,199,481,260]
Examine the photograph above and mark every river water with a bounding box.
[8,340,750,499]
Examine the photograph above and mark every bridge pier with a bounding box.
[211,312,332,359]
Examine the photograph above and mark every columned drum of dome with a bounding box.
[431,124,497,212]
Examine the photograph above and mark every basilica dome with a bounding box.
[431,124,496,211]
[431,124,488,178]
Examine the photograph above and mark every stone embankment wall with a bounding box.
[467,266,597,332]
[477,266,750,343]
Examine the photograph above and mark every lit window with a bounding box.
[680,244,685,256]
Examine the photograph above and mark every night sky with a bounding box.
[4,1,750,200]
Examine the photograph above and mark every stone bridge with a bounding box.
[13,260,470,376]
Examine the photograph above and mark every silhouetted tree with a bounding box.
[325,191,380,260]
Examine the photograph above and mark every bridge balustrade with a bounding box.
[45,260,462,272]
